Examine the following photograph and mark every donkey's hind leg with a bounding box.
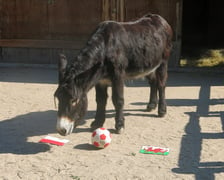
[156,62,168,117]
[91,83,108,130]
[146,75,158,112]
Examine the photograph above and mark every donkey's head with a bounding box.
[54,54,88,136]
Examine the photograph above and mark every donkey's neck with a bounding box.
[73,62,105,93]
[69,26,106,93]
[70,31,105,77]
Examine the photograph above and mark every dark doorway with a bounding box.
[182,0,224,57]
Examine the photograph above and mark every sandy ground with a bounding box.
[0,66,224,180]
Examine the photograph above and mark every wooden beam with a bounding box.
[0,39,86,49]
[102,0,110,21]
[119,0,125,22]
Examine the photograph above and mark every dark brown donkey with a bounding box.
[54,14,173,136]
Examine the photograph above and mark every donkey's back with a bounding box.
[97,14,172,81]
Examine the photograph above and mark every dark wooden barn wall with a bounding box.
[0,0,182,66]
[0,0,102,64]
[0,0,102,39]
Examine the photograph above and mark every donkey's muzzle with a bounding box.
[56,117,74,136]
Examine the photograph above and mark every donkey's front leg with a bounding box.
[112,76,125,134]
[91,83,108,130]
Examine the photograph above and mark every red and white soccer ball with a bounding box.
[91,128,112,148]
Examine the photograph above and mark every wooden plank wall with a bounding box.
[0,0,101,40]
[0,0,102,64]
[102,0,125,21]
[0,0,182,66]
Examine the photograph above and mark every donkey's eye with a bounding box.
[71,99,77,106]
[71,98,80,106]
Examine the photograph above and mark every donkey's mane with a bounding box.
[60,25,108,93]
[69,27,106,78]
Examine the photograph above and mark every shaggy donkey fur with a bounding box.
[54,13,173,136]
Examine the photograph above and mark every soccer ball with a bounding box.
[91,128,112,148]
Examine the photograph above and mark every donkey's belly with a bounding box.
[99,64,159,86]
[126,64,160,79]
[98,79,112,85]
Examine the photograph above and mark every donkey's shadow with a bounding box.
[0,110,57,154]
[0,106,157,154]
[0,110,96,154]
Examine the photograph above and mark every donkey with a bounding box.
[54,14,173,136]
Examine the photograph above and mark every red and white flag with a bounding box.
[39,136,69,146]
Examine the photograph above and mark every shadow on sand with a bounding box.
[1,67,224,179]
[171,75,224,180]
[0,110,57,154]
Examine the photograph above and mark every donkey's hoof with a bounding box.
[90,121,102,131]
[158,112,166,117]
[146,104,157,112]
[116,127,125,134]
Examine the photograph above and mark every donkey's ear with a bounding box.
[58,54,68,82]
